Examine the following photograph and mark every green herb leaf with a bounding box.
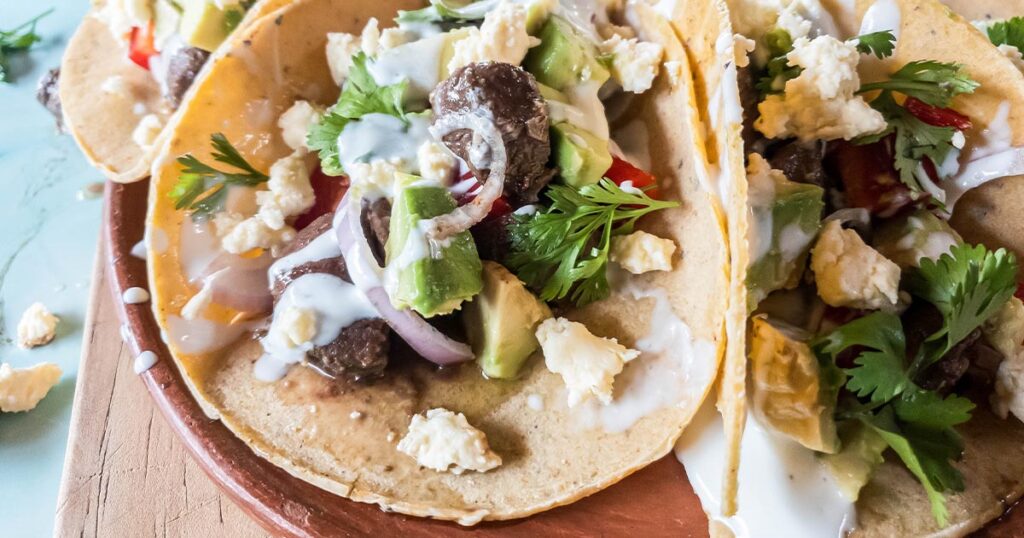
[905,243,1018,368]
[308,52,409,176]
[170,133,268,218]
[985,16,1024,50]
[858,60,978,108]
[0,9,52,83]
[892,388,975,430]
[815,312,910,403]
[853,30,896,59]
[507,179,678,306]
[396,0,496,24]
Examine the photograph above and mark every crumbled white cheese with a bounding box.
[278,101,323,153]
[448,1,540,72]
[663,60,685,87]
[279,306,317,348]
[324,17,408,85]
[610,230,676,274]
[17,303,59,349]
[325,33,361,85]
[985,297,1024,421]
[397,408,502,474]
[775,3,812,41]
[599,35,664,93]
[348,158,403,199]
[217,214,297,255]
[811,220,900,311]
[536,317,640,407]
[416,142,457,184]
[734,34,756,68]
[756,36,887,141]
[0,362,62,413]
[132,114,164,150]
[380,27,414,50]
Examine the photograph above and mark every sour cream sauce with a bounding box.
[369,32,450,104]
[676,401,856,538]
[336,112,433,175]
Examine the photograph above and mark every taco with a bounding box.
[58,0,292,183]
[665,0,1024,536]
[145,0,730,524]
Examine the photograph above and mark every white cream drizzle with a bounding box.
[947,102,1024,207]
[133,351,158,374]
[165,315,254,355]
[337,113,433,176]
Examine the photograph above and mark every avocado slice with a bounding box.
[550,122,612,188]
[873,209,962,270]
[523,16,609,91]
[749,317,841,454]
[385,175,483,318]
[821,421,889,501]
[463,261,552,379]
[746,161,824,311]
[178,0,245,52]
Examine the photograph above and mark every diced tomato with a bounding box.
[128,22,158,71]
[604,157,660,199]
[1016,282,1024,301]
[904,97,973,131]
[828,138,916,217]
[293,166,349,231]
[454,171,513,221]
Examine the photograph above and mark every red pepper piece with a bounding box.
[828,138,916,217]
[604,157,660,199]
[128,22,158,71]
[904,97,973,131]
[293,166,349,231]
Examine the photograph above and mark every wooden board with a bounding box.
[52,246,269,538]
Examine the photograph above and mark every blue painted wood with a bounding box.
[0,3,105,537]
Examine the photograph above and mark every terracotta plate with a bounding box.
[105,180,1022,536]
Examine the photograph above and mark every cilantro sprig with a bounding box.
[812,243,1018,525]
[859,61,979,108]
[170,133,268,218]
[984,16,1024,50]
[308,52,409,176]
[854,30,896,59]
[0,9,52,83]
[507,179,678,306]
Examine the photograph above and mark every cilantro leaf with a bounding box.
[815,312,910,403]
[854,30,896,59]
[985,16,1024,50]
[308,52,409,175]
[0,9,52,83]
[756,28,800,96]
[905,243,1018,368]
[892,388,975,430]
[858,60,978,108]
[170,133,268,218]
[507,179,678,306]
[861,407,964,527]
[855,92,959,194]
[397,0,496,24]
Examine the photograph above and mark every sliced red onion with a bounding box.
[195,252,273,313]
[426,112,507,241]
[333,199,474,365]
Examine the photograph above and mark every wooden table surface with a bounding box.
[53,251,269,538]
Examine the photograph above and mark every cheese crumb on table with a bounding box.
[0,363,62,413]
[17,302,59,349]
[397,408,502,474]
[536,317,640,407]
[811,220,900,310]
[610,230,676,274]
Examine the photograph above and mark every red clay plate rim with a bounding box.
[102,180,1021,537]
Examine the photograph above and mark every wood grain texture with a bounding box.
[53,250,269,538]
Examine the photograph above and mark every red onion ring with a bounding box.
[333,199,474,365]
[425,112,507,241]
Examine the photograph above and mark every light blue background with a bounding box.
[0,2,105,537]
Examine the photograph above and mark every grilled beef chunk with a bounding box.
[767,140,829,188]
[737,65,763,153]
[903,301,1006,394]
[271,213,390,379]
[36,68,63,130]
[161,46,210,108]
[360,197,391,266]
[431,62,555,204]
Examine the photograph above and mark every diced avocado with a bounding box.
[537,82,568,103]
[463,261,552,379]
[749,317,841,453]
[523,16,609,91]
[821,421,889,501]
[873,209,962,270]
[551,122,613,188]
[178,0,244,52]
[745,164,824,311]
[385,174,483,318]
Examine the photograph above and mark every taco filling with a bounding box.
[676,0,1024,535]
[147,0,729,522]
